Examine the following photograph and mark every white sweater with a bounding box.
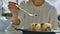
[15,1,58,30]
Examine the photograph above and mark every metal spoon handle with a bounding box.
[16,5,34,16]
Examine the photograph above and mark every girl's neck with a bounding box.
[31,0,45,7]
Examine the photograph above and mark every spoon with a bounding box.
[16,5,34,16]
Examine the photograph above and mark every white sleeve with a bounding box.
[49,7,58,30]
[14,9,25,29]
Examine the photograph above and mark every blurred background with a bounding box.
[0,0,60,33]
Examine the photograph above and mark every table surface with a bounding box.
[0,32,60,34]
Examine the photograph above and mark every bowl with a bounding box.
[16,29,56,34]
